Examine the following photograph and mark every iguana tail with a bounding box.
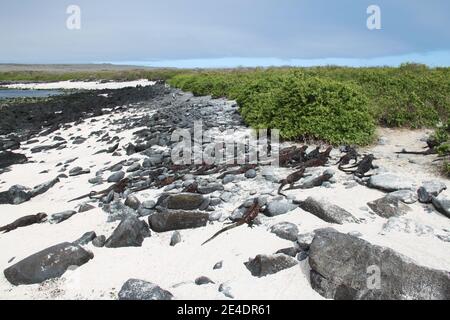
[201,221,244,246]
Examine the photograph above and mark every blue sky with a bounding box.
[1,0,449,67]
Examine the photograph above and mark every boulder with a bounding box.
[431,194,450,219]
[105,216,151,248]
[103,200,138,222]
[148,210,209,232]
[124,194,141,210]
[107,171,125,183]
[418,181,447,204]
[30,177,60,197]
[245,169,257,179]
[244,254,298,277]
[388,190,418,204]
[69,167,90,177]
[160,193,205,211]
[296,197,358,224]
[270,222,299,241]
[49,210,77,224]
[309,228,450,300]
[367,196,411,218]
[264,200,297,217]
[118,279,173,300]
[0,151,27,169]
[4,242,93,285]
[197,183,224,194]
[73,231,97,246]
[368,174,415,192]
[0,185,32,205]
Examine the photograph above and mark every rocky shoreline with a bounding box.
[0,82,449,300]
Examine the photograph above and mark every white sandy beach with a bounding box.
[0,84,450,300]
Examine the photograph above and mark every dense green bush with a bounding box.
[168,65,450,145]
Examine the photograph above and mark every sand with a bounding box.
[0,85,449,300]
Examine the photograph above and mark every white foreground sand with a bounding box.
[1,79,155,90]
[0,95,450,300]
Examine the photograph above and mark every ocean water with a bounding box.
[0,89,63,99]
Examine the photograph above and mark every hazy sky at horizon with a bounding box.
[1,0,450,67]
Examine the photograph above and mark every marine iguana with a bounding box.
[201,198,260,246]
[278,168,306,195]
[217,164,257,180]
[336,146,359,168]
[340,154,376,178]
[0,213,47,233]
[284,171,333,191]
[69,178,130,202]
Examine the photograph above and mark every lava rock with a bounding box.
[270,222,299,241]
[264,200,297,217]
[244,254,298,277]
[73,231,97,246]
[244,169,257,179]
[368,174,415,192]
[124,194,141,210]
[388,190,418,204]
[105,215,151,248]
[78,203,95,213]
[0,185,32,205]
[431,194,450,219]
[118,279,173,300]
[148,210,209,232]
[49,210,77,224]
[4,242,93,285]
[197,183,224,194]
[309,228,450,300]
[195,276,215,285]
[418,181,447,204]
[92,235,107,248]
[367,196,411,218]
[0,151,27,169]
[170,231,181,246]
[107,171,125,183]
[30,177,60,198]
[297,197,358,224]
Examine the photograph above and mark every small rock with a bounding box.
[195,276,215,285]
[49,210,77,224]
[244,169,257,179]
[219,282,234,299]
[264,200,297,217]
[73,231,97,246]
[213,261,223,270]
[107,171,125,183]
[92,235,106,247]
[118,279,173,300]
[124,194,141,210]
[244,254,298,277]
[78,203,95,213]
[170,231,181,246]
[270,222,299,241]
